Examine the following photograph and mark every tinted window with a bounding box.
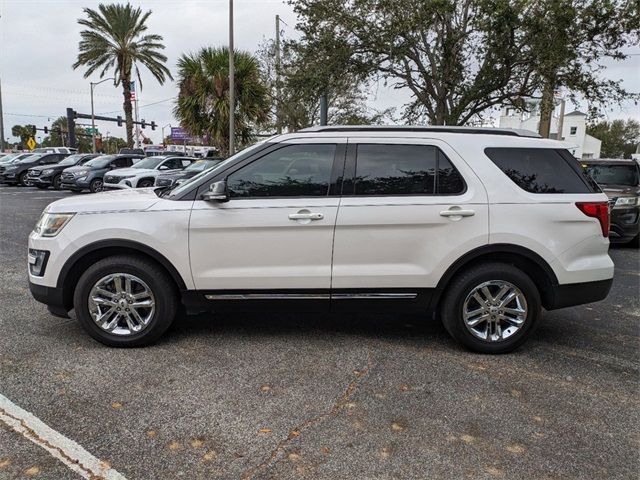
[353,144,465,195]
[163,158,186,170]
[584,164,639,187]
[111,157,131,168]
[133,157,164,169]
[485,148,594,194]
[227,144,336,198]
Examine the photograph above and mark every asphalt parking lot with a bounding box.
[0,184,638,480]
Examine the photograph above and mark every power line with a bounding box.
[97,96,177,115]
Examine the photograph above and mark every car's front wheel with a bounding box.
[138,179,154,188]
[19,172,31,187]
[73,255,178,347]
[440,262,541,354]
[89,178,103,193]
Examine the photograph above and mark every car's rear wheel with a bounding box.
[73,255,178,347]
[89,178,103,193]
[440,263,541,354]
[52,174,62,190]
[138,179,154,188]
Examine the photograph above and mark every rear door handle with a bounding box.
[288,212,324,220]
[440,209,475,217]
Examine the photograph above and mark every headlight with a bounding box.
[5,166,17,172]
[42,169,54,175]
[74,170,89,176]
[118,175,136,180]
[34,212,75,237]
[614,197,639,207]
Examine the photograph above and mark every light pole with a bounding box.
[162,123,172,148]
[90,77,114,153]
[105,131,110,153]
[229,0,235,156]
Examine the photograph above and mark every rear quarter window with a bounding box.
[484,148,598,194]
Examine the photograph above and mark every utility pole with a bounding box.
[556,97,566,141]
[90,77,114,153]
[133,81,141,149]
[0,76,5,152]
[229,0,235,156]
[320,94,328,126]
[275,14,281,134]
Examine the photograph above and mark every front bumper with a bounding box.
[609,206,639,243]
[0,172,18,183]
[29,280,69,318]
[104,182,132,190]
[61,177,91,190]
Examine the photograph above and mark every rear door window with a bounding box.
[351,144,465,196]
[485,148,597,194]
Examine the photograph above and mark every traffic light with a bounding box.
[141,119,146,129]
[44,127,49,134]
[150,121,156,131]
[31,125,36,135]
[117,116,123,127]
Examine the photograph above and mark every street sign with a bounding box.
[86,127,99,135]
[171,127,190,141]
[26,137,36,150]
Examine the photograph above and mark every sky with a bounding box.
[0,0,638,146]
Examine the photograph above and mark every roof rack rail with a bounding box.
[298,125,541,138]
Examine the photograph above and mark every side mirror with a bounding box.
[158,165,170,170]
[202,180,229,202]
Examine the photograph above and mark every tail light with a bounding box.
[576,202,609,237]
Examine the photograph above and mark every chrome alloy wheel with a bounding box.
[88,273,156,336]
[462,280,527,342]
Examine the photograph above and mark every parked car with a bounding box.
[0,153,69,186]
[33,147,77,154]
[28,126,613,352]
[60,153,144,193]
[155,158,225,188]
[28,154,100,190]
[103,156,196,190]
[0,152,34,166]
[582,158,639,246]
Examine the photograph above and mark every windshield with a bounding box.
[0,153,23,163]
[57,154,85,166]
[184,159,222,172]
[164,142,267,199]
[133,157,165,169]
[83,155,117,168]
[584,164,640,187]
[18,154,44,163]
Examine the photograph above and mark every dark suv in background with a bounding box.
[60,153,144,193]
[28,153,100,190]
[583,158,640,246]
[154,158,225,188]
[0,153,69,186]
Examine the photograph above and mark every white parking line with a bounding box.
[0,394,127,480]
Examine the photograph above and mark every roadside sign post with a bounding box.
[26,137,36,150]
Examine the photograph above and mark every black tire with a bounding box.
[89,178,103,193]
[52,174,62,190]
[138,179,154,188]
[440,262,541,354]
[73,255,178,347]
[19,171,31,187]
[36,185,49,190]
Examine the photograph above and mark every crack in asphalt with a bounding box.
[240,349,374,480]
[0,406,107,480]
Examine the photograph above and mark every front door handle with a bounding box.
[440,209,475,217]
[289,212,324,221]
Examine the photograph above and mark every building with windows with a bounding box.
[499,103,601,159]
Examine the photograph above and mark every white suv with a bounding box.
[103,155,195,189]
[28,126,614,353]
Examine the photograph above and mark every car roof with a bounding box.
[299,125,541,137]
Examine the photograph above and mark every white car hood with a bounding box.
[46,188,160,214]
[109,167,156,177]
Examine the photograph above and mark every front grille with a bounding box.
[62,173,74,180]
[104,175,118,184]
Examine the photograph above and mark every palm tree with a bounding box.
[73,3,172,147]
[174,47,270,156]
